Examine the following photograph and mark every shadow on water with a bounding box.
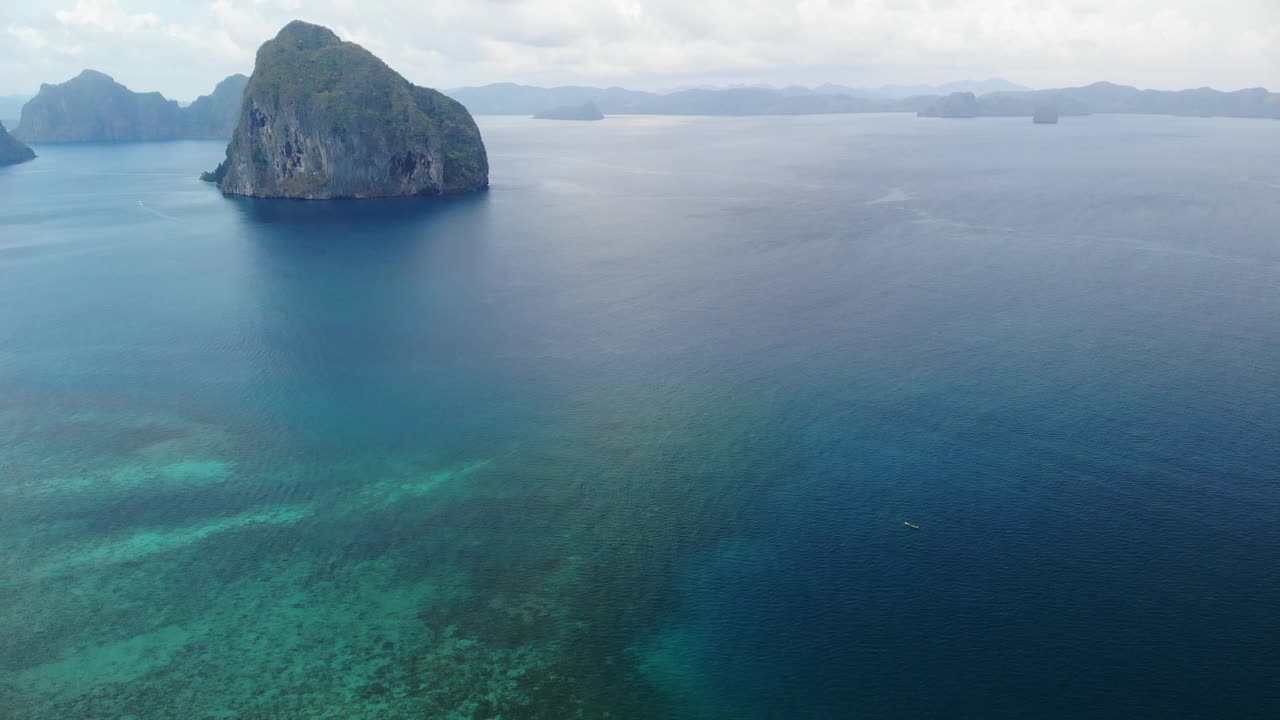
[223,191,496,278]
[225,190,490,228]
[219,187,524,461]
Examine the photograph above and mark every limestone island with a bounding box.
[917,92,980,118]
[203,20,488,199]
[15,70,246,142]
[184,74,251,139]
[0,120,35,166]
[17,70,184,142]
[533,102,604,121]
[1033,105,1060,124]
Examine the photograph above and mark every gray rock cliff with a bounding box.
[183,74,250,138]
[16,70,183,142]
[208,21,488,199]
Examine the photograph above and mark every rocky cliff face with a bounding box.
[16,70,184,142]
[209,21,487,199]
[14,70,248,142]
[0,120,36,166]
[183,74,250,139]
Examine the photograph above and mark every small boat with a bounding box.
[903,521,920,529]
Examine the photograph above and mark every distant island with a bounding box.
[0,94,29,130]
[182,74,252,138]
[5,68,1277,155]
[448,83,894,116]
[813,78,1032,100]
[919,92,980,118]
[1033,105,1060,124]
[13,70,247,142]
[446,79,1028,115]
[916,83,1278,121]
[0,120,35,166]
[203,21,487,200]
[446,81,1280,121]
[533,101,604,121]
[917,91,1085,119]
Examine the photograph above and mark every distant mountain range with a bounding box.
[12,70,248,143]
[182,74,253,139]
[446,80,1280,121]
[534,101,605,121]
[652,78,1031,99]
[917,83,1280,120]
[446,82,935,116]
[7,72,1278,145]
[812,78,1032,99]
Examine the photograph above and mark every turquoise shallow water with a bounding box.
[2,114,1280,718]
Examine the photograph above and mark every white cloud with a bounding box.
[1,0,1277,98]
[7,24,83,57]
[209,0,273,46]
[54,0,159,34]
[165,24,249,63]
[7,24,49,50]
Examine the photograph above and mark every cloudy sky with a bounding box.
[3,0,1278,99]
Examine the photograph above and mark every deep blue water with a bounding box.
[2,114,1280,718]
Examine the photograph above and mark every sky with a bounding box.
[2,0,1278,99]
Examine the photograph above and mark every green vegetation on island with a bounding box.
[199,160,228,185]
[208,20,488,199]
[0,120,36,166]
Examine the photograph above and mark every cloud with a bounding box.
[7,24,49,51]
[0,0,1276,99]
[7,24,83,58]
[165,24,249,63]
[54,0,159,34]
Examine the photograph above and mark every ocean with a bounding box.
[2,113,1279,718]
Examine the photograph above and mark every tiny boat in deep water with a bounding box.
[903,522,920,529]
